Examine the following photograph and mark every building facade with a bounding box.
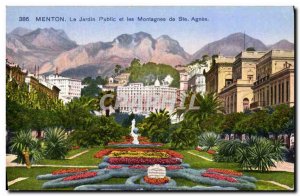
[26,75,60,99]
[45,74,81,103]
[251,50,294,109]
[187,61,210,94]
[219,51,266,113]
[102,72,130,92]
[116,79,177,115]
[204,56,235,94]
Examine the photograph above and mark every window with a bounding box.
[286,81,289,102]
[270,85,273,105]
[247,75,253,81]
[278,83,281,103]
[274,84,277,104]
[282,82,284,103]
[243,98,250,111]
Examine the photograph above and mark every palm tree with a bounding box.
[44,127,69,159]
[185,92,223,121]
[10,130,44,164]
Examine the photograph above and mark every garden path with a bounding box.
[187,151,213,161]
[7,177,28,186]
[258,180,293,190]
[66,150,89,159]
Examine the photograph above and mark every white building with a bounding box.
[187,60,211,94]
[116,79,178,115]
[45,74,81,103]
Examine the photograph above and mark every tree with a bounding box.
[69,116,126,147]
[9,130,44,164]
[139,109,171,143]
[269,104,293,138]
[246,47,256,51]
[170,120,198,149]
[44,128,69,159]
[199,132,220,150]
[114,64,122,75]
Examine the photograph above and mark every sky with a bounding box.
[6,6,294,54]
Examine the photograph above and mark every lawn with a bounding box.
[7,147,294,191]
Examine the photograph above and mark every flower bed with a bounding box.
[52,168,88,175]
[94,148,183,159]
[143,176,170,185]
[108,136,163,146]
[201,172,237,183]
[108,157,181,165]
[109,151,170,158]
[63,172,97,181]
[207,168,243,176]
[166,165,183,170]
[94,149,113,158]
[107,165,123,169]
[128,165,147,169]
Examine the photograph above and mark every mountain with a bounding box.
[6,28,78,71]
[7,28,294,79]
[10,27,32,36]
[268,39,294,50]
[38,32,190,77]
[192,33,268,59]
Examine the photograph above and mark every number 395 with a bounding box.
[19,17,29,21]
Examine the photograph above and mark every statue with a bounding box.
[131,119,139,145]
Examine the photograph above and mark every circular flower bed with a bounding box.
[52,168,88,175]
[143,176,170,185]
[207,168,243,176]
[201,172,238,183]
[63,171,97,181]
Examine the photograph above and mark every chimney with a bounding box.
[37,66,40,77]
[56,67,58,76]
[34,65,37,76]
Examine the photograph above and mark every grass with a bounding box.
[35,147,103,166]
[7,147,294,191]
[189,150,214,159]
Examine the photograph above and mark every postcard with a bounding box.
[6,6,295,192]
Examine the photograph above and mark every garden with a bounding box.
[6,78,295,191]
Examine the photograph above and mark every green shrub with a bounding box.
[10,130,44,163]
[44,127,69,159]
[198,132,220,150]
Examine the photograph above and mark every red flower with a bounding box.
[166,165,183,170]
[207,168,243,176]
[63,172,97,181]
[207,149,216,154]
[195,146,202,151]
[201,172,237,183]
[106,165,123,169]
[52,168,88,175]
[144,176,169,185]
[108,157,181,165]
[94,149,113,158]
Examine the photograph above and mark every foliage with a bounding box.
[128,60,180,88]
[69,116,126,147]
[113,112,145,128]
[9,130,44,163]
[198,132,220,150]
[81,76,107,97]
[43,128,69,160]
[215,137,287,172]
[138,109,171,143]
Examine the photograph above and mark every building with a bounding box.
[102,72,130,92]
[116,79,177,115]
[45,74,81,103]
[204,56,235,94]
[25,74,60,99]
[6,60,60,99]
[219,51,266,113]
[6,60,27,84]
[251,50,294,109]
[186,60,210,94]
